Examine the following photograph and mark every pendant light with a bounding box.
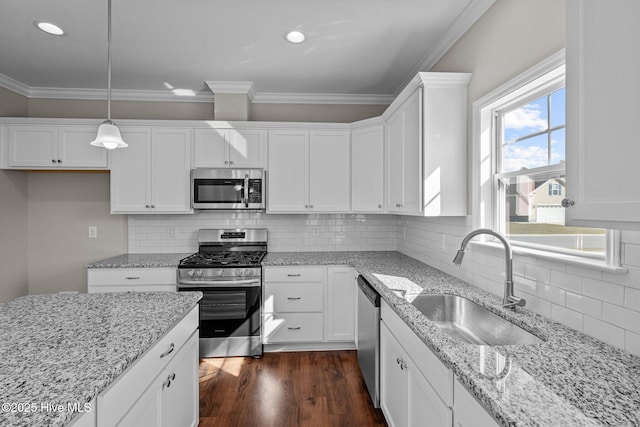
[90,0,127,149]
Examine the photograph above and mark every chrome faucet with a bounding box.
[452,228,526,310]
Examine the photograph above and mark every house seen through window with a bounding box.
[495,84,606,257]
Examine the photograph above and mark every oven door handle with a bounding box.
[178,279,261,287]
[244,174,250,208]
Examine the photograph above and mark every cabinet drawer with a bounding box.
[381,302,453,407]
[98,305,198,427]
[263,313,324,343]
[264,282,323,312]
[264,266,323,283]
[88,268,176,286]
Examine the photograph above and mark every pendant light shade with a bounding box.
[92,0,127,150]
[91,120,127,149]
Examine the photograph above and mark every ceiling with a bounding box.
[0,0,494,104]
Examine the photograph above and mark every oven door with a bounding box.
[178,282,261,339]
[191,169,264,210]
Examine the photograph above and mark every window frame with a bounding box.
[471,49,624,271]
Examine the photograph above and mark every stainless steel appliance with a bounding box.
[357,275,380,408]
[191,168,265,211]
[177,228,267,358]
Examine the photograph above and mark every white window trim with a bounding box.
[471,48,626,273]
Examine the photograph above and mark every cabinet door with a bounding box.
[193,128,229,168]
[229,129,266,168]
[8,125,58,167]
[352,124,384,212]
[325,267,355,342]
[161,333,199,427]
[309,130,350,212]
[566,0,640,230]
[58,126,108,168]
[110,127,152,213]
[151,128,192,213]
[401,89,422,214]
[267,130,309,212]
[380,322,408,427]
[386,113,404,212]
[453,379,499,427]
[408,364,452,427]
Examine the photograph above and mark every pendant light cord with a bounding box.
[107,0,112,121]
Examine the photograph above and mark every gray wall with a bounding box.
[26,173,127,295]
[0,86,29,302]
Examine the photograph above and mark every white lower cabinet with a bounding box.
[87,268,177,293]
[262,266,356,349]
[453,379,499,427]
[380,301,456,427]
[97,305,199,427]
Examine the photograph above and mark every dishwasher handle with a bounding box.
[357,275,380,307]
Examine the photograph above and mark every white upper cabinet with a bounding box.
[194,127,266,168]
[4,124,107,169]
[111,127,192,214]
[566,0,640,231]
[267,128,350,213]
[309,130,350,212]
[267,129,309,212]
[351,121,385,212]
[383,72,471,216]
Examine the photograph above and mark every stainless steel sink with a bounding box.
[410,294,543,345]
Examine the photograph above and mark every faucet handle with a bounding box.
[503,296,526,309]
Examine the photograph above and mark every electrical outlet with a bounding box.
[169,226,178,239]
[88,226,97,239]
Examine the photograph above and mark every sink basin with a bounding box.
[410,294,543,345]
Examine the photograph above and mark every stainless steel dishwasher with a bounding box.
[357,275,380,408]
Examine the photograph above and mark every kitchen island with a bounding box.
[0,291,201,427]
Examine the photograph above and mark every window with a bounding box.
[474,51,612,262]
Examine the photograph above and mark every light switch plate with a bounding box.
[88,226,97,239]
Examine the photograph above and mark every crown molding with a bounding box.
[0,74,31,97]
[393,0,496,98]
[251,92,393,105]
[205,81,256,99]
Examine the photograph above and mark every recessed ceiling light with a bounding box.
[284,30,305,44]
[34,21,66,36]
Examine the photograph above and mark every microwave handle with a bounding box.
[244,174,250,208]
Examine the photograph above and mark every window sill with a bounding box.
[470,241,628,274]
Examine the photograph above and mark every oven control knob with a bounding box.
[196,270,203,278]
[217,270,223,276]
[244,269,252,276]
[188,270,195,278]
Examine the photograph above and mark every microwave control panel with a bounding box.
[248,179,263,202]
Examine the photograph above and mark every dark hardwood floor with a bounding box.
[199,350,387,427]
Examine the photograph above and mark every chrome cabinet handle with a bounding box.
[162,373,176,389]
[561,199,575,208]
[287,297,301,300]
[125,276,140,280]
[287,326,301,330]
[160,343,175,358]
[287,274,301,277]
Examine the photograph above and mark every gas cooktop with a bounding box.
[179,251,266,268]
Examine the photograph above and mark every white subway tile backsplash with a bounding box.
[566,293,602,318]
[625,287,640,312]
[549,269,583,294]
[537,283,566,305]
[625,331,640,357]
[551,305,583,332]
[524,264,551,284]
[582,278,625,306]
[583,316,626,349]
[602,303,640,335]
[624,244,640,267]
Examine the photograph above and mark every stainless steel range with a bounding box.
[177,228,267,358]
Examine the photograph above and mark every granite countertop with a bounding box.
[0,291,202,427]
[263,251,640,427]
[86,253,191,269]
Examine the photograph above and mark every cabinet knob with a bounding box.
[57,159,62,163]
[224,161,229,165]
[145,204,150,208]
[378,204,382,209]
[229,160,234,165]
[304,205,309,208]
[310,205,314,209]
[561,199,575,208]
[51,159,56,163]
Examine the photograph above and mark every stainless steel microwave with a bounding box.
[191,169,265,210]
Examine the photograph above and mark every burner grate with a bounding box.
[179,251,266,267]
